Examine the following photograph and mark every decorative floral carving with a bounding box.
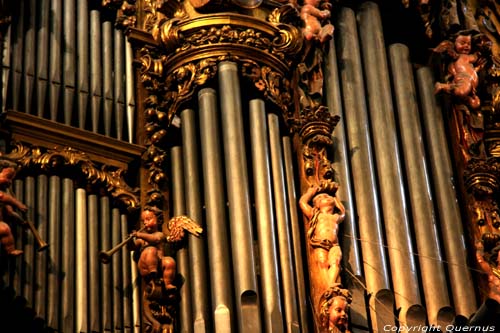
[4,142,140,212]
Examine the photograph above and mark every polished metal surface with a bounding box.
[171,145,193,333]
[390,44,453,326]
[282,136,309,333]
[417,66,477,319]
[358,3,422,323]
[181,107,210,332]
[218,61,261,333]
[88,194,101,332]
[198,88,235,333]
[100,196,113,331]
[249,98,283,333]
[75,188,88,332]
[268,113,300,332]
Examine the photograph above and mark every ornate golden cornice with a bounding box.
[3,142,140,212]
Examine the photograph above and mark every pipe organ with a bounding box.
[1,0,500,333]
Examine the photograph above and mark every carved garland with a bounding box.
[4,142,140,212]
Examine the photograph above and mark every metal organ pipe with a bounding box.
[23,0,35,114]
[198,88,235,333]
[336,7,394,332]
[49,0,62,121]
[77,0,89,130]
[76,187,88,332]
[248,99,283,333]
[100,196,113,331]
[358,2,423,324]
[63,0,76,125]
[282,136,309,333]
[88,193,101,332]
[36,0,49,118]
[170,145,194,332]
[35,175,48,319]
[218,61,261,332]
[181,107,210,332]
[416,67,477,319]
[102,20,114,137]
[268,113,300,332]
[61,178,75,332]
[112,208,124,331]
[90,9,102,134]
[389,44,453,326]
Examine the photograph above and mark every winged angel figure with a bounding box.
[433,30,487,109]
[130,209,202,290]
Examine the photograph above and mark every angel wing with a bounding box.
[166,215,203,242]
[432,40,457,58]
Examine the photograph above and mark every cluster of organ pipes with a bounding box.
[1,0,135,142]
[0,1,488,332]
[1,176,142,332]
[169,61,309,332]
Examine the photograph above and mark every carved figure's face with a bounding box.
[455,35,472,54]
[142,210,158,232]
[328,296,348,330]
[0,167,16,186]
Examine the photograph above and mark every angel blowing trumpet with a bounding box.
[100,208,202,290]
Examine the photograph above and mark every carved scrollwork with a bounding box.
[4,142,140,212]
[241,60,293,119]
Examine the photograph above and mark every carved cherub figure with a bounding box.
[299,0,334,43]
[299,181,345,290]
[0,159,27,256]
[434,31,484,109]
[130,209,201,290]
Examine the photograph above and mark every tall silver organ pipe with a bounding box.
[170,145,194,332]
[61,178,75,332]
[181,107,210,332]
[36,0,49,119]
[416,67,477,319]
[282,136,309,333]
[63,0,76,125]
[249,98,283,332]
[90,9,102,134]
[218,61,261,332]
[358,3,423,324]
[198,88,235,333]
[49,0,62,121]
[336,7,394,332]
[268,113,300,332]
[102,20,114,137]
[100,195,113,332]
[34,175,48,318]
[77,0,89,129]
[88,194,101,332]
[23,0,35,114]
[389,45,453,326]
